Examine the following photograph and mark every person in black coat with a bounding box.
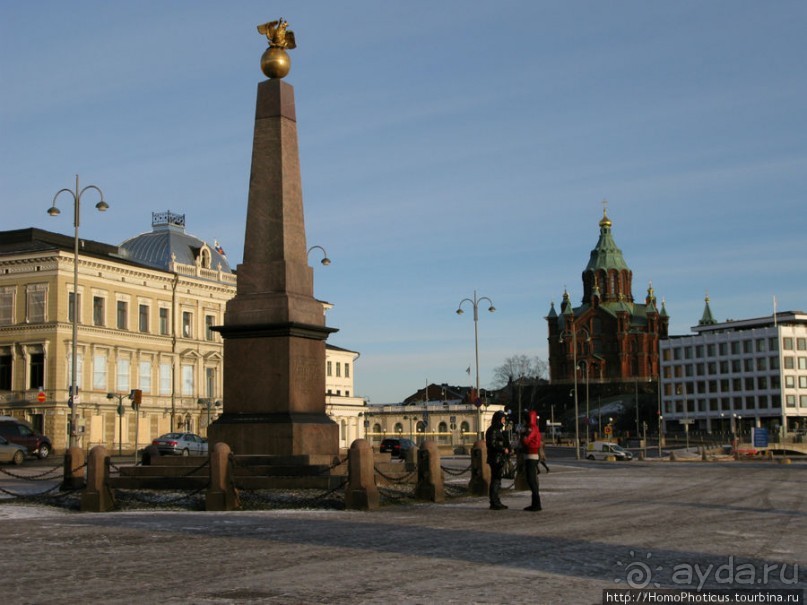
[485,410,510,510]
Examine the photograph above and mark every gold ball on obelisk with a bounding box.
[261,47,291,79]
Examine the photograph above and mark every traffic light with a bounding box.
[130,389,142,410]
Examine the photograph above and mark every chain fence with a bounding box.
[0,453,496,511]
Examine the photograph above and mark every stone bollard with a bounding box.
[345,439,379,511]
[415,440,444,503]
[141,444,160,466]
[669,450,677,462]
[638,451,645,461]
[701,449,708,461]
[415,439,445,502]
[514,452,528,491]
[468,440,490,497]
[778,457,792,465]
[80,446,115,512]
[404,444,417,472]
[206,442,239,511]
[62,446,86,491]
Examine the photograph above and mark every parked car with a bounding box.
[151,432,208,456]
[379,438,416,459]
[0,416,52,459]
[585,441,633,461]
[0,435,26,465]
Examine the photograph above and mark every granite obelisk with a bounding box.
[209,20,339,456]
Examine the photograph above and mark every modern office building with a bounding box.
[659,300,807,437]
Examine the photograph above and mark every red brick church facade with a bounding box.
[546,210,669,385]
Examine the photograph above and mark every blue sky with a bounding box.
[2,2,806,404]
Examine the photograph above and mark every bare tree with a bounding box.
[491,354,547,389]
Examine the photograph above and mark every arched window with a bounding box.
[394,422,404,435]
[438,421,449,444]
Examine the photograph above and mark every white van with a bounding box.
[585,441,633,461]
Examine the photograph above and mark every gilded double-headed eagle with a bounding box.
[257,19,296,49]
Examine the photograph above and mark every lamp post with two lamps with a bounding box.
[48,175,109,448]
[455,290,496,439]
[106,391,132,456]
[558,323,590,460]
[198,398,222,434]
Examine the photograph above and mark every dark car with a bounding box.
[0,416,52,459]
[151,432,208,456]
[379,438,416,459]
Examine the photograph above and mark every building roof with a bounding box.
[119,211,231,274]
[584,209,630,273]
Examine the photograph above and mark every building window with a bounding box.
[743,340,753,354]
[0,352,11,390]
[159,308,170,335]
[182,311,193,338]
[718,343,728,356]
[68,292,81,323]
[93,354,107,390]
[139,360,152,393]
[159,362,172,396]
[66,354,83,390]
[117,301,128,330]
[345,363,350,379]
[756,358,767,371]
[181,364,194,396]
[757,376,768,390]
[770,356,779,370]
[26,285,47,323]
[784,357,794,370]
[797,338,807,351]
[138,304,149,332]
[92,296,105,326]
[205,315,215,341]
[116,358,130,393]
[326,361,332,377]
[205,367,216,398]
[769,338,778,351]
[785,395,796,407]
[800,395,807,408]
[0,287,14,325]
[800,376,807,389]
[336,362,341,378]
[785,376,795,388]
[799,358,807,370]
[783,337,794,350]
[756,339,766,352]
[29,352,45,389]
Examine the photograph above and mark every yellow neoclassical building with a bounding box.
[0,211,364,455]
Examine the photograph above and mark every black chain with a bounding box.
[440,463,472,476]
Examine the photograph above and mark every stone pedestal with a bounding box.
[209,78,338,457]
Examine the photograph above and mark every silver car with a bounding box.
[151,432,208,456]
[0,435,26,465]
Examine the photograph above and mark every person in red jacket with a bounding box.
[520,410,543,511]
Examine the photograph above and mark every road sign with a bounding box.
[680,419,694,425]
[37,391,46,403]
[604,425,612,435]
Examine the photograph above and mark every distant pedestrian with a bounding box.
[520,410,543,511]
[485,410,510,510]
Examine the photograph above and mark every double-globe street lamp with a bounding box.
[558,323,590,460]
[48,175,108,448]
[456,290,495,440]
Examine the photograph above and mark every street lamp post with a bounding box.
[307,245,331,266]
[559,324,590,460]
[456,290,496,439]
[198,398,221,434]
[49,175,108,448]
[579,360,591,445]
[106,392,129,456]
